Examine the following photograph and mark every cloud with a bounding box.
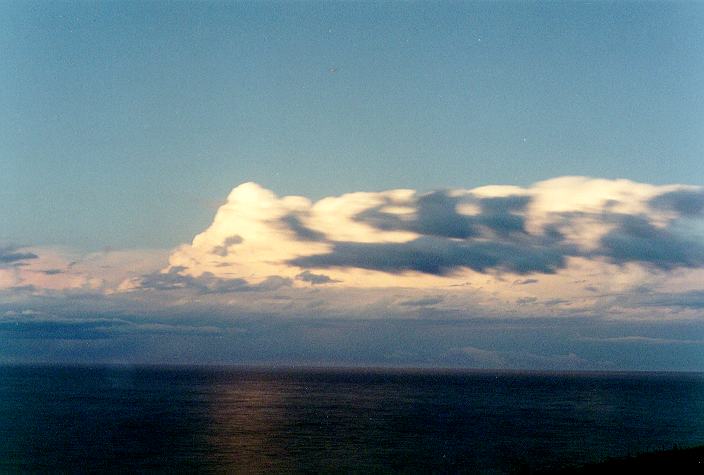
[295,270,339,285]
[136,267,292,294]
[628,290,704,309]
[0,247,168,293]
[578,335,704,345]
[596,214,704,269]
[0,312,233,341]
[649,189,704,216]
[112,176,703,325]
[513,279,538,285]
[289,235,572,275]
[399,296,444,307]
[544,298,568,306]
[355,191,480,239]
[280,214,327,242]
[353,192,532,239]
[211,235,243,257]
[3,177,704,326]
[39,269,65,275]
[0,246,38,266]
[0,318,115,340]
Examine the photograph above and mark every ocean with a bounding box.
[1,366,703,473]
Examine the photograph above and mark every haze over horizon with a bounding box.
[2,1,703,369]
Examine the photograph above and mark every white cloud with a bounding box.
[3,177,703,322]
[152,178,704,295]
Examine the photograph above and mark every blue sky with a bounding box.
[3,1,703,249]
[1,2,703,369]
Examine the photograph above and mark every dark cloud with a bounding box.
[476,195,529,236]
[295,270,339,285]
[0,246,38,265]
[39,269,64,275]
[212,235,244,257]
[0,319,116,340]
[281,214,327,241]
[311,192,549,276]
[597,214,704,269]
[139,268,291,294]
[0,317,227,341]
[399,297,443,307]
[356,192,529,239]
[410,192,478,238]
[290,235,573,276]
[541,208,704,270]
[8,285,37,293]
[290,192,704,277]
[211,246,227,257]
[256,275,294,291]
[513,279,538,285]
[650,190,704,217]
[631,290,704,309]
[354,192,477,238]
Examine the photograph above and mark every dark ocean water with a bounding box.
[1,366,703,473]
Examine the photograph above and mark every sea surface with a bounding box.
[1,366,703,473]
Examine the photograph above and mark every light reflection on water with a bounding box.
[1,366,703,473]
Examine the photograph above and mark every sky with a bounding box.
[1,1,704,369]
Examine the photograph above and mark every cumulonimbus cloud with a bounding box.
[3,177,704,322]
[152,177,703,291]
